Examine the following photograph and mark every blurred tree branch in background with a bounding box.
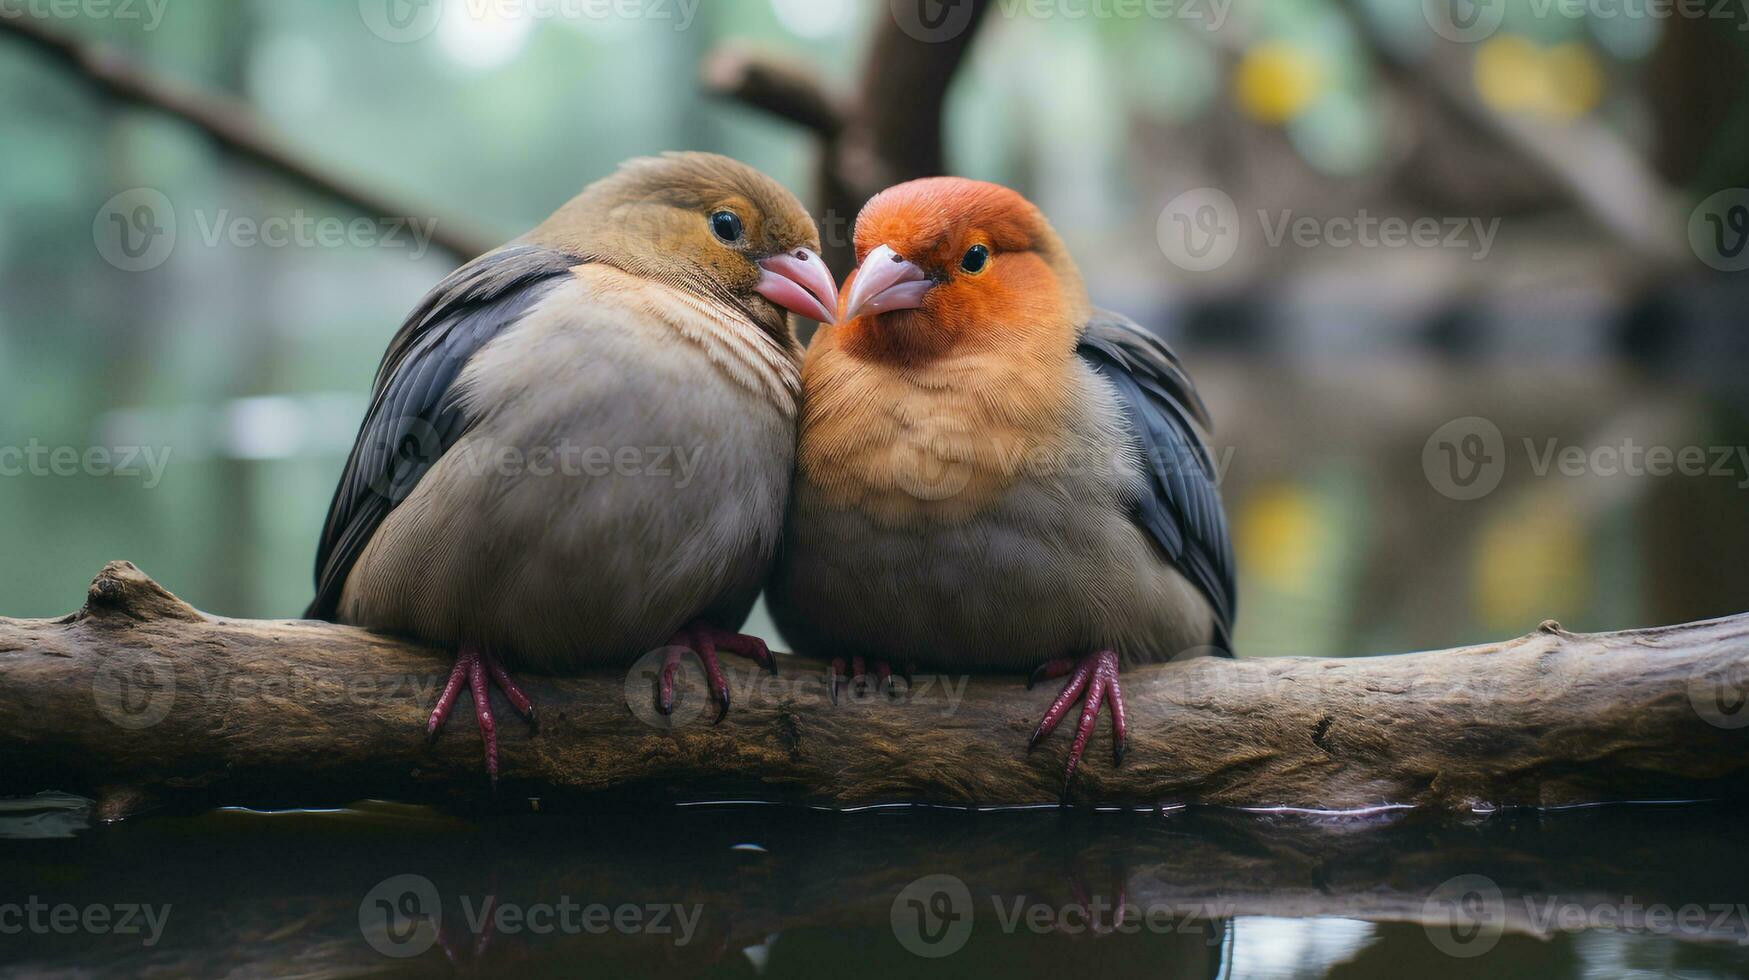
[704,0,995,279]
[0,7,498,261]
[1332,0,1688,275]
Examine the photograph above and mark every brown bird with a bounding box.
[308,153,838,783]
[768,177,1234,800]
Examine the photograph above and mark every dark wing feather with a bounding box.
[305,244,581,620]
[1076,310,1237,653]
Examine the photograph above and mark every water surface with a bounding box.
[3,795,1745,977]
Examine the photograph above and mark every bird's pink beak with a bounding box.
[756,249,839,325]
[842,243,934,321]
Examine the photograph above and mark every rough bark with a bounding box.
[1,562,1746,819]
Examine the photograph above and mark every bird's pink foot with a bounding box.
[826,656,912,703]
[1028,649,1127,802]
[427,647,538,788]
[657,622,778,724]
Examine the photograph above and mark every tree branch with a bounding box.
[3,562,1746,819]
[700,43,843,138]
[0,9,498,261]
[702,1,996,280]
[1332,0,1690,272]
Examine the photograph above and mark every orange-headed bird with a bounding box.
[768,177,1235,799]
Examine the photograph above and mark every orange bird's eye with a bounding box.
[960,244,991,275]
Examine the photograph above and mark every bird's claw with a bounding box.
[426,647,538,788]
[657,623,776,723]
[1028,650,1127,802]
[826,657,906,703]
[1027,657,1076,691]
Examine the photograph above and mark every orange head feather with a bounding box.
[832,177,1091,365]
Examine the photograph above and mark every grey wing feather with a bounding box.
[1076,310,1237,653]
[306,244,582,621]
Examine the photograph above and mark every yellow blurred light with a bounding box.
[1236,42,1322,125]
[1544,42,1605,118]
[1474,35,1546,113]
[1237,484,1321,592]
[1474,495,1588,631]
[1474,35,1606,119]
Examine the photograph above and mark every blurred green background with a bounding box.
[2,0,1747,658]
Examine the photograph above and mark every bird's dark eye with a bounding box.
[711,211,744,243]
[960,244,990,274]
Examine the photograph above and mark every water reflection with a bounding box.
[2,796,1746,977]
